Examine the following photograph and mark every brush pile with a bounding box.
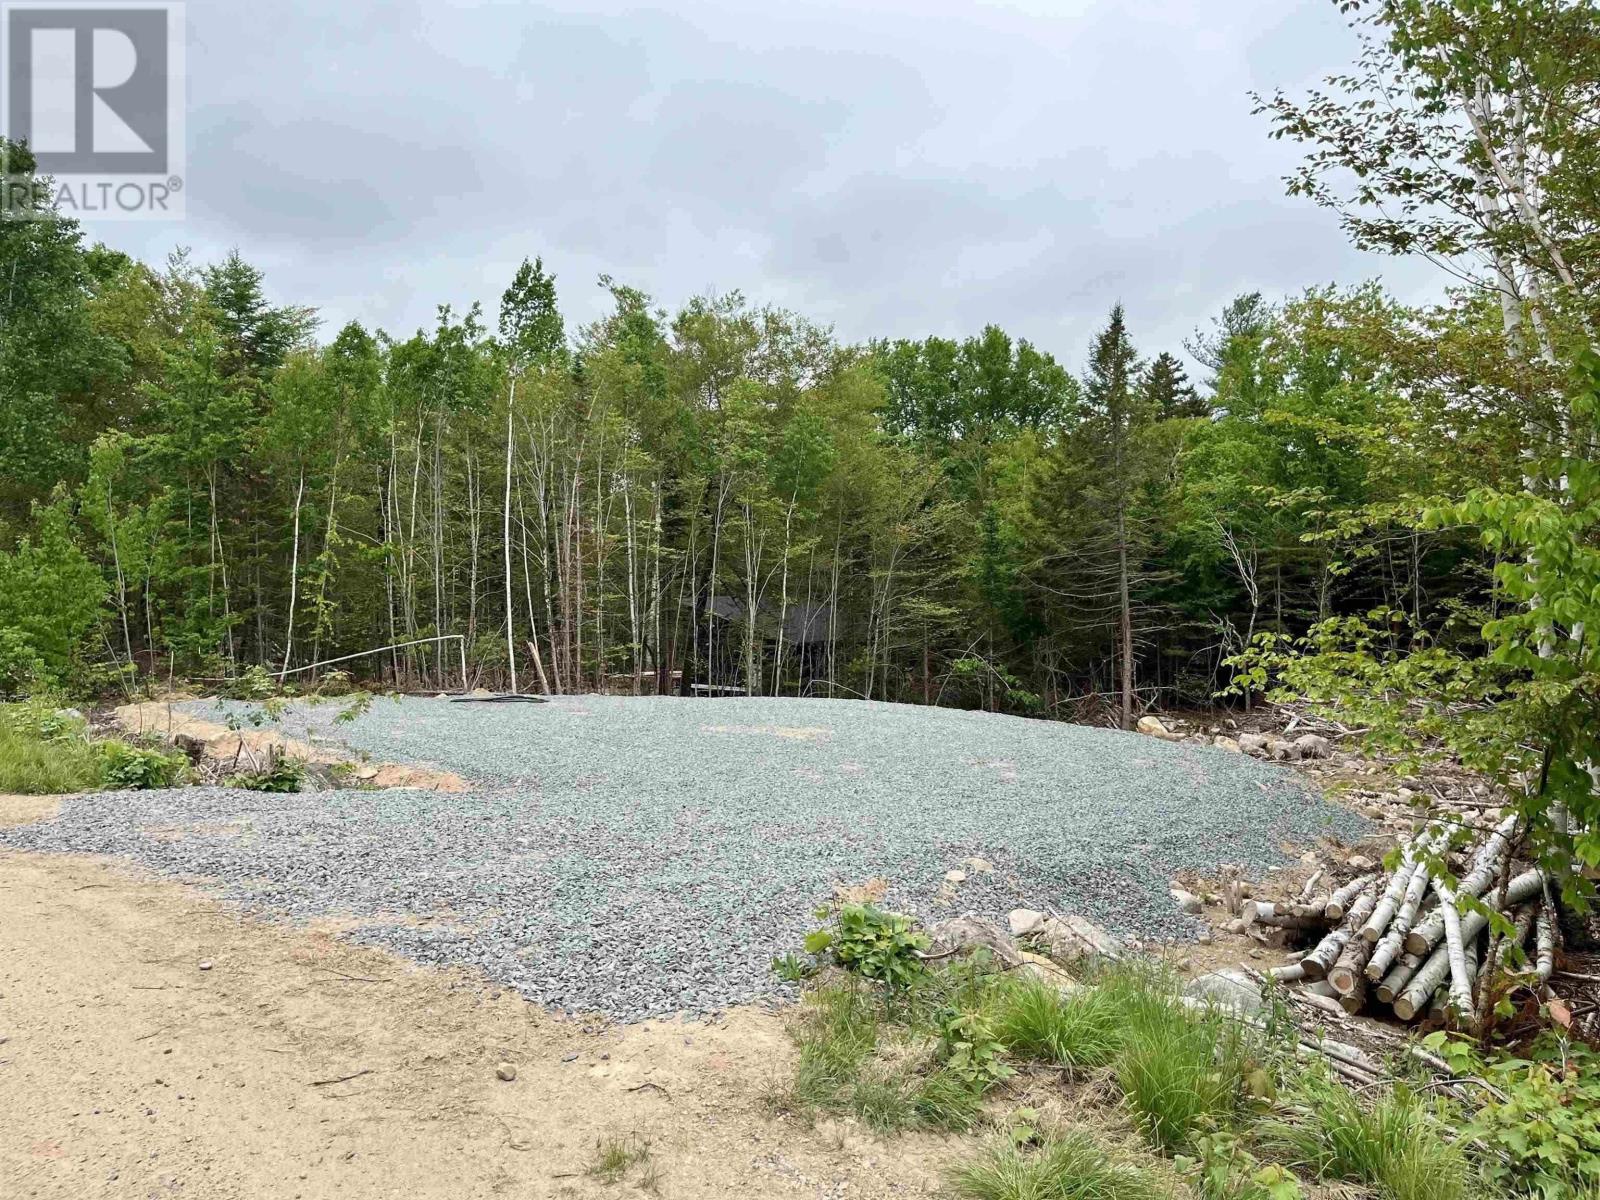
[1243,816,1558,1029]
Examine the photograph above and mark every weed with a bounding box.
[1259,1071,1469,1200]
[936,1009,1014,1089]
[1177,1132,1304,1200]
[949,1131,1169,1200]
[587,1133,651,1183]
[226,752,305,793]
[99,739,186,789]
[805,903,929,989]
[772,952,818,983]
[223,665,279,701]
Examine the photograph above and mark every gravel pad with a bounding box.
[2,696,1364,1020]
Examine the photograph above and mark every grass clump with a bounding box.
[587,1132,652,1184]
[0,704,105,792]
[1110,975,1258,1156]
[990,977,1127,1072]
[949,1131,1169,1200]
[1259,1073,1469,1200]
[781,978,991,1133]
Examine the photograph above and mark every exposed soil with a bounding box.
[112,700,469,792]
[0,849,952,1200]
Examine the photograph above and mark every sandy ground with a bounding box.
[0,845,950,1199]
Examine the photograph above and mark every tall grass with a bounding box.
[0,705,105,794]
[1111,980,1256,1155]
[949,1132,1170,1200]
[1259,1075,1472,1200]
[991,978,1128,1071]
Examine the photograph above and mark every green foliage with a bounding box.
[0,498,107,694]
[1113,985,1257,1155]
[586,1133,651,1184]
[935,1009,1014,1089]
[989,976,1127,1072]
[948,1132,1170,1200]
[1259,1071,1469,1200]
[224,665,280,701]
[0,703,105,793]
[804,904,929,989]
[226,754,305,793]
[1176,1132,1305,1200]
[1427,1032,1600,1199]
[98,740,186,790]
[771,952,818,984]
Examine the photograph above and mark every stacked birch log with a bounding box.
[1250,816,1557,1028]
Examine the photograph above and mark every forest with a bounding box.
[0,0,1593,751]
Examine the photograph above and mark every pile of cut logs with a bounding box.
[1250,816,1557,1028]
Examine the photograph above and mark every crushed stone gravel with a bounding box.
[2,696,1365,1020]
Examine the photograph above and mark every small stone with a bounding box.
[1293,734,1332,759]
[198,960,212,972]
[1197,931,1213,945]
[1347,854,1377,872]
[561,1052,578,1063]
[495,1062,517,1082]
[943,869,967,885]
[1007,908,1046,938]
[1238,733,1270,756]
[1213,736,1241,753]
[1170,888,1203,915]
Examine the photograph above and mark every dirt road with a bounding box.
[0,847,946,1199]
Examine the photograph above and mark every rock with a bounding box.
[1197,930,1213,946]
[1036,914,1123,962]
[1018,951,1080,990]
[1007,908,1046,938]
[1293,733,1332,759]
[495,1062,517,1082]
[470,687,493,698]
[1170,888,1203,915]
[1347,854,1377,872]
[1238,733,1270,757]
[1213,736,1242,753]
[1136,715,1170,737]
[925,916,1023,969]
[943,869,967,885]
[1267,739,1303,762]
[198,960,212,971]
[1225,918,1249,934]
[961,856,994,874]
[1185,967,1263,1015]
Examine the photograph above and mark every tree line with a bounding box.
[0,0,1592,751]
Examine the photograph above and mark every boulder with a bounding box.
[1213,735,1242,753]
[1267,739,1302,762]
[1170,888,1204,915]
[1293,733,1332,759]
[1237,733,1270,757]
[1036,914,1123,962]
[1136,715,1170,738]
[1184,967,1264,1016]
[924,916,1023,969]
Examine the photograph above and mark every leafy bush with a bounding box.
[1431,1032,1600,1198]
[1178,1132,1303,1200]
[227,754,304,793]
[936,1009,1014,1089]
[0,499,107,696]
[99,740,186,789]
[223,665,280,701]
[949,1132,1169,1200]
[804,904,929,989]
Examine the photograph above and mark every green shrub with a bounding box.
[226,754,304,792]
[99,740,186,789]
[1437,1032,1600,1198]
[1177,1132,1304,1200]
[223,665,279,701]
[804,904,929,989]
[949,1131,1169,1200]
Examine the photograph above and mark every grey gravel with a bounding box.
[1,696,1363,1020]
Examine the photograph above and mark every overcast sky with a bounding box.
[86,0,1443,371]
